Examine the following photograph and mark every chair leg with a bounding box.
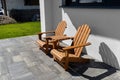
[53,56,57,61]
[64,61,69,70]
[64,58,69,70]
[46,47,48,53]
[53,41,57,49]
[46,39,49,53]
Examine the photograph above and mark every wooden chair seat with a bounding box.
[51,49,79,62]
[36,40,53,47]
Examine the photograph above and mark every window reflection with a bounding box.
[62,0,120,8]
[79,0,102,3]
[72,0,76,2]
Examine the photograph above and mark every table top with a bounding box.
[49,36,69,40]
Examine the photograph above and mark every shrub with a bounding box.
[0,16,17,25]
[10,9,40,22]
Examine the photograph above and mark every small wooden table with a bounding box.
[46,36,72,49]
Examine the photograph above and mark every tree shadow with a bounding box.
[99,42,120,69]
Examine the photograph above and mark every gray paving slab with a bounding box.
[0,73,11,80]
[0,62,8,75]
[3,52,13,65]
[0,35,119,80]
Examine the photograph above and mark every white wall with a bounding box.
[40,0,120,69]
[39,0,46,34]
[62,8,120,69]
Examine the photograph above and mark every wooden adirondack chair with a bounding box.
[36,21,67,53]
[51,24,91,70]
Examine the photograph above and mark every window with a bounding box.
[62,0,120,8]
[24,0,39,6]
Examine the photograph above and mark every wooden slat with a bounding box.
[74,24,91,56]
[55,21,67,36]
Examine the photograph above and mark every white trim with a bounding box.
[40,0,46,36]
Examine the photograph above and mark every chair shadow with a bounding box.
[67,42,119,80]
[99,42,120,69]
[41,42,119,80]
[68,60,117,80]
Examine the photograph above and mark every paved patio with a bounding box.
[0,35,120,80]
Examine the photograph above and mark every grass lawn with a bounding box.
[0,21,40,39]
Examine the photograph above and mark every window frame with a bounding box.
[61,0,120,9]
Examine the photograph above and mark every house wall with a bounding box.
[0,1,1,8]
[4,0,39,21]
[6,0,39,11]
[40,0,62,32]
[41,0,120,69]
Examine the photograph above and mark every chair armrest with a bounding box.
[54,36,74,41]
[38,31,55,40]
[38,31,55,35]
[59,37,74,41]
[63,42,91,51]
[44,35,68,41]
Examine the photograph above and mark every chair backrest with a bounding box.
[73,24,91,57]
[55,21,67,36]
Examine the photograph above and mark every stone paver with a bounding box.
[0,35,119,80]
